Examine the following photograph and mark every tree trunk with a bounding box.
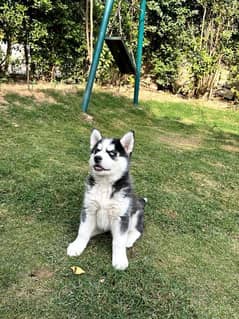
[4,36,12,74]
[86,0,90,61]
[51,65,56,82]
[200,6,207,50]
[85,0,93,68]
[89,0,93,64]
[24,42,30,85]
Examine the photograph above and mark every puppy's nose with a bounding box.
[94,155,102,164]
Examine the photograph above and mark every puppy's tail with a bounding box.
[139,197,148,207]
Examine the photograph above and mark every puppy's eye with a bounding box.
[94,148,101,154]
[108,151,117,158]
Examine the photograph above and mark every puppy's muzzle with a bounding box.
[94,155,102,164]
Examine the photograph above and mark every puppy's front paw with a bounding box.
[67,241,85,257]
[112,256,128,271]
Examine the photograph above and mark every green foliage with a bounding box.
[0,0,239,94]
[0,2,27,38]
[146,0,239,96]
[27,0,86,80]
[145,0,194,90]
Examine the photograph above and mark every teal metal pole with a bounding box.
[133,0,147,105]
[82,0,115,112]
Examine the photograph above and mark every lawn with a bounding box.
[0,86,238,318]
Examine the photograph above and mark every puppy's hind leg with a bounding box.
[126,206,144,248]
[126,230,141,248]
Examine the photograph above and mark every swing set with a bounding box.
[82,0,147,113]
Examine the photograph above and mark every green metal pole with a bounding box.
[82,0,115,112]
[133,0,147,105]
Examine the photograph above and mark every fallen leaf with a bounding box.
[70,266,85,275]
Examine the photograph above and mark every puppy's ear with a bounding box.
[90,129,102,150]
[120,131,135,155]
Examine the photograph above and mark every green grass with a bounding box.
[0,87,239,318]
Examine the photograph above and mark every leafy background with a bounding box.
[1,0,239,97]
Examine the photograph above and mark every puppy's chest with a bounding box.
[85,184,128,230]
[87,184,121,213]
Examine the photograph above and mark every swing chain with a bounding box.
[107,0,123,37]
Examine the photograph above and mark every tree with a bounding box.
[0,1,27,73]
[0,0,238,93]
[145,0,239,97]
[86,0,94,66]
[190,0,239,97]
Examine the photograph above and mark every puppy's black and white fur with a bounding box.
[67,129,146,270]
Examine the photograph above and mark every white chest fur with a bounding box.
[84,182,130,231]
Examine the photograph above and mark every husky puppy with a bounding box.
[67,129,146,270]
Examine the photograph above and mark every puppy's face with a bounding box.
[89,129,134,178]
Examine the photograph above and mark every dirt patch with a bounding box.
[162,209,178,219]
[191,172,219,189]
[30,268,54,280]
[0,95,9,109]
[0,83,69,106]
[3,268,54,301]
[159,133,203,150]
[208,161,226,169]
[0,95,5,104]
[221,144,239,153]
[178,118,195,125]
[82,113,94,123]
